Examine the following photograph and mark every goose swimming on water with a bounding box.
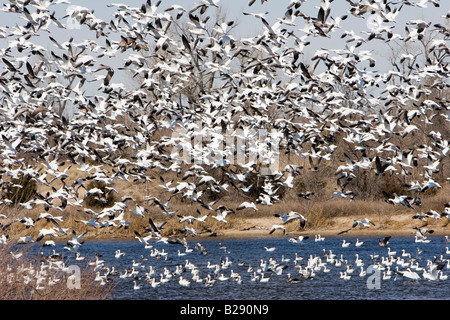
[340,271,351,280]
[289,236,309,243]
[115,249,125,258]
[315,234,325,242]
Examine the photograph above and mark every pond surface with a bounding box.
[32,234,450,300]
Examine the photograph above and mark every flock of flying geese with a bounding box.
[0,0,449,294]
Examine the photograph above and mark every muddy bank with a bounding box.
[9,213,445,243]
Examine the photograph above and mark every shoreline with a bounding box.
[12,213,447,243]
[194,213,450,240]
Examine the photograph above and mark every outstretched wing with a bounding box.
[337,228,351,235]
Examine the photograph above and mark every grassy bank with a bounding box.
[0,244,112,300]
[2,164,449,243]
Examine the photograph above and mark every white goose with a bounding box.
[396,268,420,281]
[359,266,366,277]
[148,277,161,288]
[178,276,191,287]
[115,249,125,258]
[259,273,270,283]
[387,247,397,256]
[340,271,351,280]
[133,280,141,290]
[315,234,325,242]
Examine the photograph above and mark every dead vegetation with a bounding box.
[0,244,112,300]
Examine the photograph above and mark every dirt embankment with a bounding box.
[63,212,449,242]
[199,213,450,239]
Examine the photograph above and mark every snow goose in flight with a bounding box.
[236,201,258,211]
[330,190,355,200]
[212,210,230,223]
[338,218,375,235]
[298,191,315,200]
[353,218,375,228]
[419,178,441,193]
[413,226,434,238]
[412,212,428,223]
[130,204,146,217]
[424,210,443,220]
[112,211,132,230]
[36,212,63,224]
[178,214,198,224]
[395,268,420,281]
[16,217,35,229]
[182,226,198,237]
[386,193,415,209]
[36,227,59,242]
[195,210,210,223]
[269,225,286,235]
[50,220,70,235]
[17,236,34,244]
[379,236,391,247]
[274,211,307,228]
[75,218,100,228]
[134,231,153,247]
[67,230,87,248]
[142,217,165,236]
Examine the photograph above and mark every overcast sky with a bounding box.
[1,0,447,58]
[1,0,448,99]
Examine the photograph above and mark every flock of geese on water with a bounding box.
[101,234,450,291]
[0,0,449,295]
[4,230,450,292]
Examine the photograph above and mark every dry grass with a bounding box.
[1,148,449,242]
[3,168,450,242]
[0,244,113,300]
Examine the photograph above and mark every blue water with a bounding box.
[35,235,450,300]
